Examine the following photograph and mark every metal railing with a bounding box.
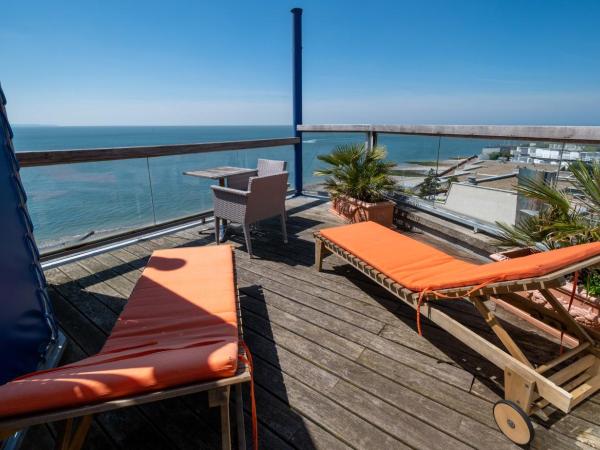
[297,124,600,144]
[19,137,299,264]
[297,124,600,238]
[20,123,600,264]
[17,137,300,167]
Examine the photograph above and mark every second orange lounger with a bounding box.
[0,245,251,450]
[315,221,600,446]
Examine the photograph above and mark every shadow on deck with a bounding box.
[23,196,600,450]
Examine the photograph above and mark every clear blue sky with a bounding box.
[2,0,599,126]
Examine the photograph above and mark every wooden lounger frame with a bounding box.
[0,254,251,450]
[315,233,600,423]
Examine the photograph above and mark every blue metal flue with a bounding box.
[291,7,303,195]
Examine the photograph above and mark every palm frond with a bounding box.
[569,160,600,214]
[515,176,571,216]
[496,161,600,250]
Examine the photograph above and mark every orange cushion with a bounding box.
[320,221,600,292]
[0,245,238,418]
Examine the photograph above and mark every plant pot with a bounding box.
[331,195,395,227]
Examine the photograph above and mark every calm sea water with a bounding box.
[14,125,505,250]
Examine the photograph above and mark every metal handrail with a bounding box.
[16,137,300,167]
[297,124,600,143]
[15,137,299,263]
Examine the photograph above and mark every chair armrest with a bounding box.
[211,185,250,197]
[211,185,250,223]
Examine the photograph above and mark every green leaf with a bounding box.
[314,143,396,202]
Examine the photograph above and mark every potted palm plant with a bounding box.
[315,143,396,227]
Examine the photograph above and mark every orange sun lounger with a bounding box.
[0,245,252,450]
[315,221,600,446]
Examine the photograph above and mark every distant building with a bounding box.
[510,142,600,165]
[480,146,512,160]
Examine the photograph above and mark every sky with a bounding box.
[2,0,600,126]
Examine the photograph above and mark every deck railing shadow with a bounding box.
[237,289,317,448]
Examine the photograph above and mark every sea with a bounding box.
[13,125,510,250]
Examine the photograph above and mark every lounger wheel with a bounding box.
[493,400,534,446]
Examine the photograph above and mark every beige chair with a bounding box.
[212,172,288,257]
[227,159,287,190]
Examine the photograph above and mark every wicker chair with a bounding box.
[227,159,287,191]
[212,172,288,257]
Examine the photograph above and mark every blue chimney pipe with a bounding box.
[291,8,303,195]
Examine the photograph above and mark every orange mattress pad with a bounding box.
[0,245,239,418]
[319,221,600,292]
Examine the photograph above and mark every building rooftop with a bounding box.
[21,196,600,450]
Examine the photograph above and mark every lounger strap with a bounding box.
[416,280,494,336]
[559,271,579,355]
[240,341,258,450]
[416,289,450,336]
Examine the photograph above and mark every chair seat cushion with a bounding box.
[320,221,600,292]
[0,246,238,418]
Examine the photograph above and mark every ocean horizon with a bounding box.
[14,125,508,250]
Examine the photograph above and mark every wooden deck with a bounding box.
[22,196,600,450]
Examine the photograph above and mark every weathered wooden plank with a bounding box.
[287,416,352,450]
[239,285,365,359]
[46,287,108,354]
[237,270,476,391]
[91,251,144,284]
[359,349,599,449]
[237,251,403,321]
[249,351,409,449]
[240,303,519,449]
[49,272,119,336]
[59,261,127,314]
[237,263,386,334]
[75,257,136,298]
[330,380,472,450]
[243,327,340,393]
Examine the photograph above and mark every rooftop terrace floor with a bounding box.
[23,196,600,450]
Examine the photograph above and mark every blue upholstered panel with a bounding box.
[0,83,57,384]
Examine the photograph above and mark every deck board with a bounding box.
[20,196,600,450]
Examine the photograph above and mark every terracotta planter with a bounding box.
[331,195,395,227]
[490,247,600,339]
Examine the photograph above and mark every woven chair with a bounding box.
[212,172,288,257]
[227,159,287,190]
